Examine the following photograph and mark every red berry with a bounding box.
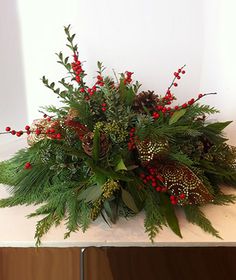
[179,193,186,199]
[152,112,160,119]
[16,131,23,137]
[170,195,176,200]
[76,76,81,83]
[177,76,181,80]
[188,98,195,105]
[56,133,62,139]
[182,103,188,108]
[24,162,32,169]
[47,117,51,122]
[182,70,186,74]
[11,130,16,135]
[162,187,168,192]
[5,127,11,132]
[102,103,107,107]
[152,182,157,187]
[171,200,178,205]
[26,131,31,135]
[157,105,163,110]
[102,107,106,112]
[198,93,203,99]
[80,88,85,93]
[25,125,30,131]
[43,114,47,118]
[178,69,182,73]
[174,106,179,110]
[35,129,41,135]
[173,83,178,87]
[174,72,179,77]
[156,187,162,192]
[49,128,55,133]
[140,173,145,179]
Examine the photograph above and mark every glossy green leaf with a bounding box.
[78,185,103,202]
[121,188,139,213]
[169,109,186,125]
[159,194,182,238]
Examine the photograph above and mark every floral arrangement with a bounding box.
[0,26,236,245]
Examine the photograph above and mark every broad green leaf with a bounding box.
[159,194,182,238]
[78,185,103,202]
[205,121,232,133]
[121,188,139,213]
[169,109,186,125]
[115,157,127,171]
[104,200,118,224]
[92,127,100,161]
[126,180,146,211]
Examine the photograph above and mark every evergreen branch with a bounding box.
[144,192,166,242]
[170,151,194,167]
[184,205,221,239]
[34,212,60,246]
[213,193,236,205]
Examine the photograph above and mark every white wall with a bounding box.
[200,0,236,145]
[1,0,235,144]
[0,0,28,144]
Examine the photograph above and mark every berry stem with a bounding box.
[167,64,186,93]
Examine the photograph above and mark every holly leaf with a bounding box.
[169,109,186,125]
[159,194,182,238]
[121,188,139,213]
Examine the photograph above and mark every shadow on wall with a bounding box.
[0,0,27,143]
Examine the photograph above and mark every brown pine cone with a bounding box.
[82,132,109,157]
[133,90,159,113]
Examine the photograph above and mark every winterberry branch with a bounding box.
[167,64,186,92]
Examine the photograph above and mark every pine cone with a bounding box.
[133,90,159,113]
[82,132,109,157]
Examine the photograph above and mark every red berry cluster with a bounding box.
[124,71,133,85]
[96,75,104,87]
[162,90,175,105]
[101,103,107,112]
[139,167,167,192]
[170,193,186,205]
[171,67,186,88]
[128,128,136,150]
[71,53,83,83]
[5,126,31,137]
[87,85,97,96]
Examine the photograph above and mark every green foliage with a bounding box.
[169,109,186,125]
[184,205,221,238]
[213,193,236,205]
[159,194,182,238]
[144,192,166,242]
